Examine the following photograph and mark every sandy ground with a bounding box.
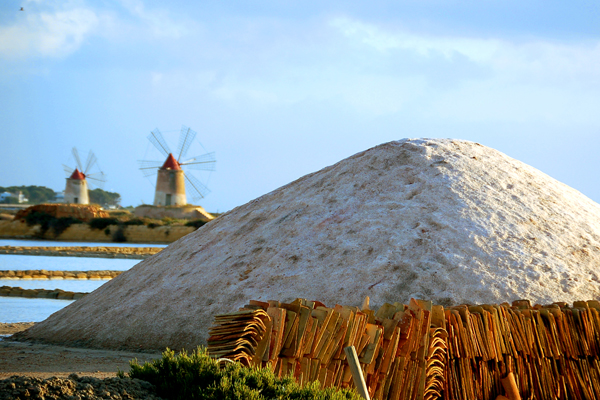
[0,323,161,379]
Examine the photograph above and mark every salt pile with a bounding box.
[17,139,600,350]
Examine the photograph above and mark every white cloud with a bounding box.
[327,16,600,124]
[330,16,600,85]
[118,0,187,39]
[0,0,189,60]
[330,16,501,63]
[0,8,99,58]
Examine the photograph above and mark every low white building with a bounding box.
[0,191,28,203]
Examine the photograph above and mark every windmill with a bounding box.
[62,148,106,205]
[138,125,215,206]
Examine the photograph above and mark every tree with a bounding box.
[0,185,55,203]
[89,188,121,206]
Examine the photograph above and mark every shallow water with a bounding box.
[0,254,139,271]
[1,279,108,292]
[0,296,76,323]
[0,243,142,323]
[0,239,167,248]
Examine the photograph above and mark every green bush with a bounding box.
[123,218,145,226]
[52,216,81,236]
[185,219,207,229]
[88,217,119,230]
[24,211,55,231]
[123,347,361,400]
[24,211,81,237]
[161,217,186,226]
[112,227,127,242]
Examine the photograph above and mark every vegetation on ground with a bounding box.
[19,211,209,241]
[0,185,55,204]
[24,211,82,237]
[0,185,122,207]
[88,188,121,207]
[89,217,120,230]
[185,219,207,229]
[121,347,361,400]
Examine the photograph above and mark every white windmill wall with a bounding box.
[64,178,89,204]
[153,169,186,206]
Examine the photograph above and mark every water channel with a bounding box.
[0,239,165,324]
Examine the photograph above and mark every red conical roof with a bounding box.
[69,168,86,180]
[161,153,181,170]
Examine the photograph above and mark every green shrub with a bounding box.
[52,216,81,236]
[123,347,361,400]
[123,218,146,226]
[147,223,161,229]
[88,217,119,230]
[24,211,81,237]
[185,219,206,229]
[24,211,55,228]
[112,227,127,242]
[161,217,185,226]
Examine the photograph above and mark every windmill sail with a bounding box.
[180,152,216,171]
[72,147,83,171]
[137,160,165,177]
[84,151,97,175]
[177,125,197,162]
[184,172,211,202]
[62,164,74,176]
[148,129,171,158]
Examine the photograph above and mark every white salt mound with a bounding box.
[18,139,600,350]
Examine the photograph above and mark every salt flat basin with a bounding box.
[0,255,139,271]
[1,279,106,293]
[0,297,75,323]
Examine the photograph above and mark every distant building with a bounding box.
[0,192,13,202]
[17,191,28,203]
[53,191,65,203]
[0,191,28,203]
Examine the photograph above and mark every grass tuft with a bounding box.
[123,347,362,400]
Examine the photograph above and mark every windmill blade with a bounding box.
[72,147,83,171]
[137,160,163,177]
[138,160,164,169]
[83,151,97,175]
[87,172,106,189]
[140,169,159,178]
[180,152,216,171]
[148,128,171,157]
[87,172,106,182]
[62,164,74,177]
[184,172,210,203]
[176,125,197,162]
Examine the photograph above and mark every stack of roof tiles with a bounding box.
[208,298,600,400]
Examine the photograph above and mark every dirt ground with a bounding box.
[0,324,161,379]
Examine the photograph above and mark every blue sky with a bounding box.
[1,1,599,212]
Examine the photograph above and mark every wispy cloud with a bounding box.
[330,16,600,84]
[0,7,99,58]
[118,0,187,39]
[0,0,188,60]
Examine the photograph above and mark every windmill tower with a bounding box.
[62,148,106,205]
[139,126,215,207]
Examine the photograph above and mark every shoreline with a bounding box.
[0,246,162,259]
[0,339,161,380]
[0,322,35,335]
[1,323,161,379]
